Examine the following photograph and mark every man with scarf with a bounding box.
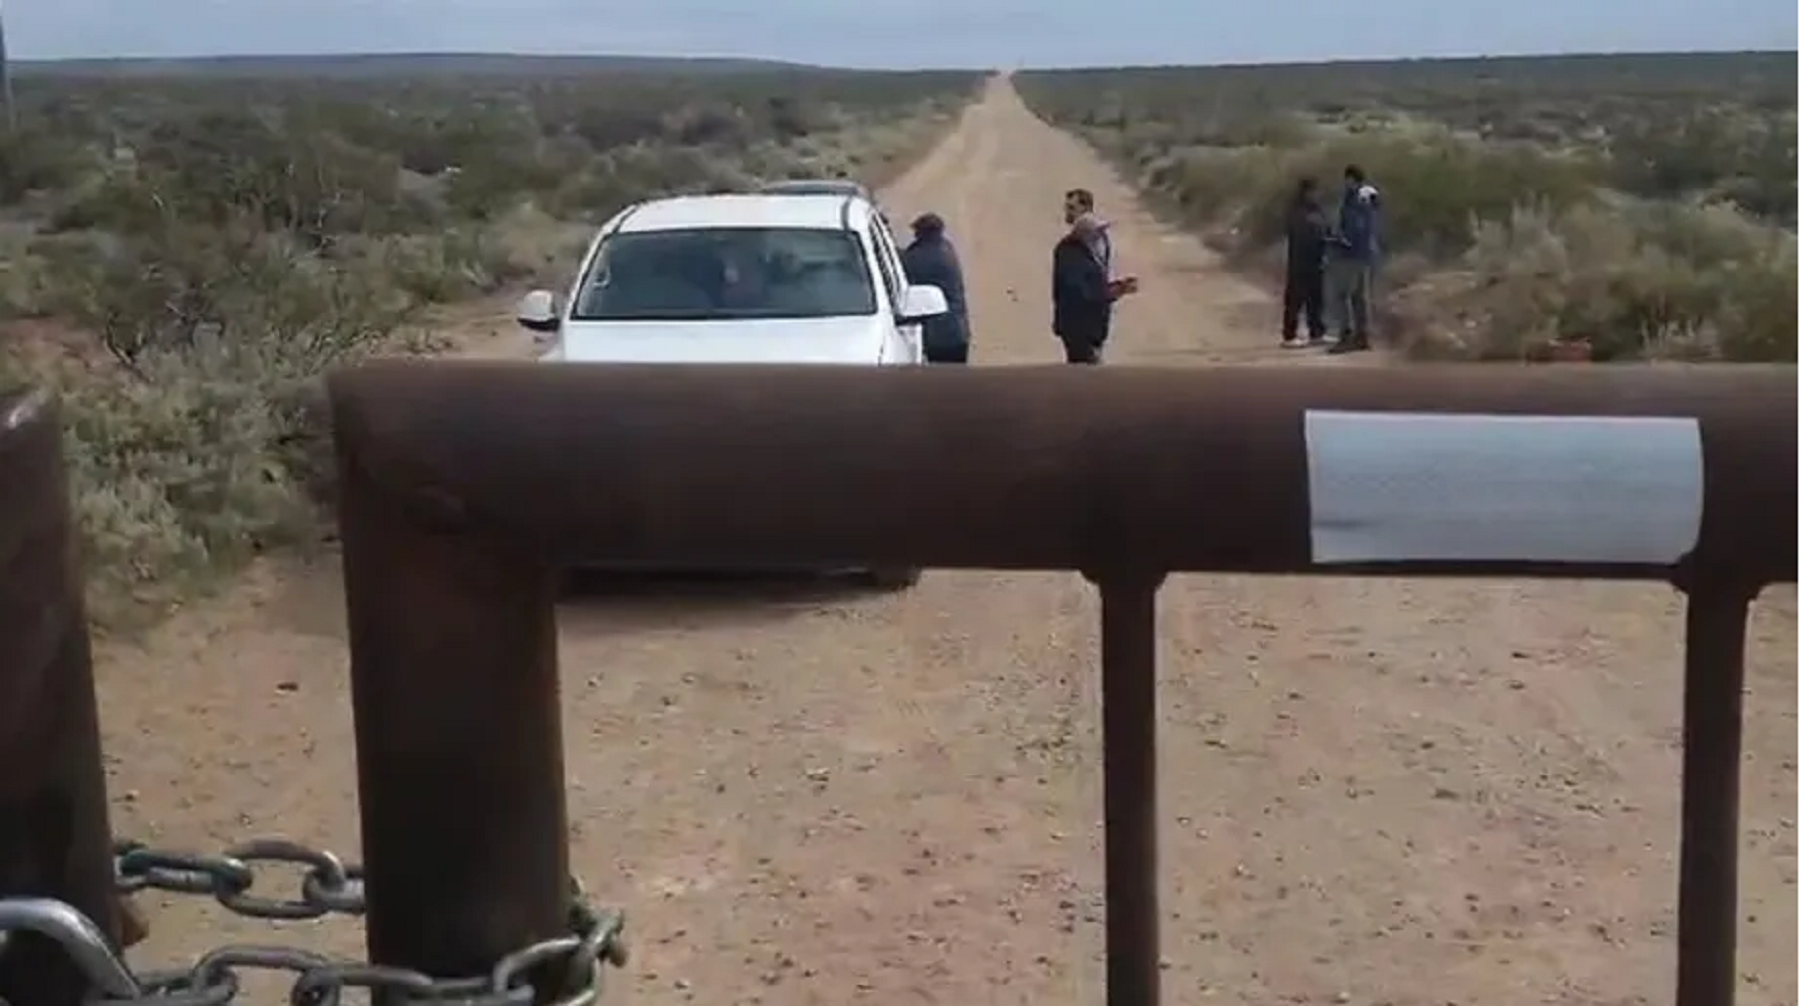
[1327,164,1381,354]
[1052,188,1135,364]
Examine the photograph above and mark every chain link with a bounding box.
[114,838,367,922]
[0,837,626,1006]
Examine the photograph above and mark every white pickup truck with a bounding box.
[515,188,949,588]
[517,190,947,368]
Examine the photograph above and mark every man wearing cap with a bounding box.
[900,212,972,364]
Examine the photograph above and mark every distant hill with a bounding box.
[1020,50,1794,82]
[1014,51,1796,102]
[10,52,827,80]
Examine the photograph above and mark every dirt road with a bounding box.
[99,77,1795,1005]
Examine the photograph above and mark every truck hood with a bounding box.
[548,316,889,365]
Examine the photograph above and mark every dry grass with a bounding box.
[0,66,983,630]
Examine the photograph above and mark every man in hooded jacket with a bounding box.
[899,212,972,364]
[1281,177,1330,348]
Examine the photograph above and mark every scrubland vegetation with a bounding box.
[11,51,1796,628]
[1015,52,1797,364]
[0,61,980,627]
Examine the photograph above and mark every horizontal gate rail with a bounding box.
[0,390,123,1006]
[328,359,1794,1006]
[328,361,1791,584]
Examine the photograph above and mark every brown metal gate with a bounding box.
[2,360,1794,1006]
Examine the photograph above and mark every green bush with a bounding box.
[1456,201,1796,362]
[2,233,404,625]
[1016,56,1796,364]
[0,65,984,629]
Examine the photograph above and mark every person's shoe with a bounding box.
[1327,339,1359,355]
[1281,337,1307,349]
[1307,334,1330,347]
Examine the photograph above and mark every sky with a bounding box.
[6,0,1796,68]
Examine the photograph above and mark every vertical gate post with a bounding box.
[335,435,571,999]
[1673,583,1757,1006]
[1091,570,1165,1006]
[0,390,122,1006]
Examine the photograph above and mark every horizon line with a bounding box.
[8,45,1793,74]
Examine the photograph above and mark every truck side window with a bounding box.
[868,215,907,308]
[871,218,907,300]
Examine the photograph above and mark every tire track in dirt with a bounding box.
[93,74,1795,1006]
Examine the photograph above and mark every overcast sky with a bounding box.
[7,0,1796,67]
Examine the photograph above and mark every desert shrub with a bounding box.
[4,228,411,626]
[0,126,88,205]
[1016,55,1796,364]
[0,64,983,628]
[1607,109,1797,224]
[1243,132,1600,258]
[1433,200,1796,362]
[1136,130,1601,260]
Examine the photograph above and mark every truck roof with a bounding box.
[618,193,868,233]
[758,179,875,200]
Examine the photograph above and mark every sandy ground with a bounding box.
[96,77,1795,1005]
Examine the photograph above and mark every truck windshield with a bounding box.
[571,227,878,321]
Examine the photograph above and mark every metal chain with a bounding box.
[114,838,368,922]
[0,838,626,1006]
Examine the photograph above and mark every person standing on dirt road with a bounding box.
[1327,164,1381,354]
[900,212,972,364]
[1280,177,1331,349]
[1053,213,1124,364]
[1053,190,1137,364]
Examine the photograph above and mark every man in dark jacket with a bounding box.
[1281,177,1330,349]
[900,212,971,364]
[1052,212,1129,364]
[1328,163,1381,354]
